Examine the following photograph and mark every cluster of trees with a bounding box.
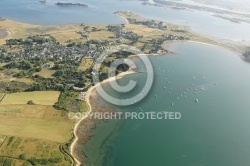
[107,25,123,38]
[27,157,62,165]
[5,82,30,93]
[3,62,91,93]
[26,76,64,91]
[54,90,78,111]
[0,156,14,166]
[53,89,87,112]
[4,61,41,78]
[97,51,131,81]
[4,61,32,70]
[127,18,167,29]
[6,35,56,46]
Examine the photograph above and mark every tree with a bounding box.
[27,100,35,105]
[19,154,26,160]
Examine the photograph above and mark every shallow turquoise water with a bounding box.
[83,42,250,166]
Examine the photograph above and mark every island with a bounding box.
[55,2,88,7]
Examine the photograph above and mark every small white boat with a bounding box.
[195,99,199,103]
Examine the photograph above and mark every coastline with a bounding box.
[70,70,136,166]
[0,13,248,165]
[162,40,244,59]
[70,39,245,166]
[115,13,129,24]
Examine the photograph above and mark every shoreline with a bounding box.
[0,13,248,165]
[70,39,245,165]
[0,14,246,56]
[70,70,136,166]
[162,40,244,59]
[115,13,129,24]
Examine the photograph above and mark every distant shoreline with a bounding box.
[162,40,243,59]
[55,2,88,8]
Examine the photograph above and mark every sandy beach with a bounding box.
[70,70,136,166]
[162,40,243,59]
[115,13,129,24]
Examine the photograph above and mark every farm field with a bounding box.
[33,68,56,78]
[0,105,74,143]
[78,58,94,71]
[0,91,60,105]
[0,104,76,165]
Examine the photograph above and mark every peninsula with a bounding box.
[0,11,248,166]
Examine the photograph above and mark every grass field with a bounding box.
[0,69,20,82]
[0,135,72,165]
[15,78,34,84]
[33,68,56,78]
[0,104,75,165]
[0,105,74,143]
[78,58,94,71]
[0,91,78,165]
[0,62,9,67]
[0,136,64,159]
[88,29,114,41]
[1,91,60,105]
[0,19,39,45]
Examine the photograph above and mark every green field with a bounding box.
[0,105,75,142]
[33,68,56,78]
[78,58,94,71]
[0,104,76,166]
[1,91,60,105]
[0,135,72,166]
